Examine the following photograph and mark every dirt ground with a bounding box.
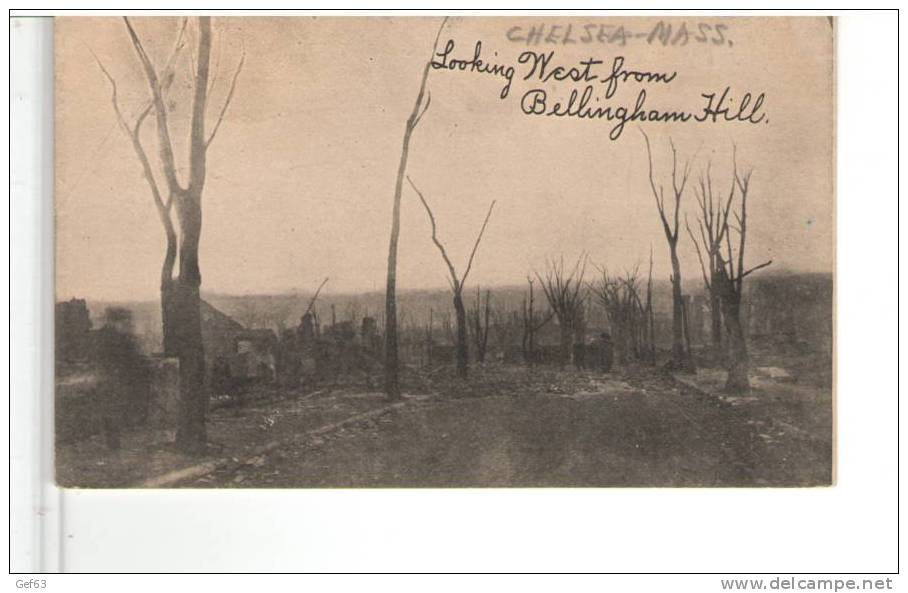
[56,359,832,488]
[55,385,392,488]
[178,364,833,488]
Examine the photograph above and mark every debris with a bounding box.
[246,455,266,467]
[723,396,758,405]
[756,367,796,382]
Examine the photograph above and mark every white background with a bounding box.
[5,4,903,584]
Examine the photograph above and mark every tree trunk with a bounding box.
[669,249,684,361]
[479,292,490,363]
[161,282,178,356]
[681,295,694,367]
[708,270,723,360]
[615,320,627,365]
[453,291,468,378]
[383,124,416,400]
[669,247,693,371]
[710,289,723,353]
[647,301,656,365]
[524,285,536,366]
[471,291,490,364]
[173,193,207,453]
[384,34,438,400]
[172,280,207,451]
[523,317,536,366]
[558,319,573,366]
[629,313,639,359]
[476,338,486,363]
[723,298,750,393]
[160,226,178,356]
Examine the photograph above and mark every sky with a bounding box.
[55,16,834,301]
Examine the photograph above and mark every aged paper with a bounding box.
[55,16,834,487]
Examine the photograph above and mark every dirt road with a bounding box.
[188,371,832,488]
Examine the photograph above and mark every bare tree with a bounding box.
[685,161,737,358]
[536,256,587,366]
[621,268,644,359]
[408,176,496,378]
[591,266,645,365]
[521,276,555,365]
[99,17,244,452]
[468,286,492,364]
[640,129,695,372]
[713,147,773,392]
[644,246,656,364]
[384,17,449,400]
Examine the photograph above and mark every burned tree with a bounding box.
[522,276,555,365]
[591,267,645,366]
[713,148,773,392]
[468,287,492,364]
[384,18,448,400]
[640,129,695,372]
[408,176,496,378]
[96,17,244,452]
[536,256,587,366]
[686,161,737,358]
[644,246,657,364]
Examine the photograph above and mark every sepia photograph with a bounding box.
[53,16,835,489]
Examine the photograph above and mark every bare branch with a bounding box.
[302,277,329,318]
[536,254,587,325]
[533,308,556,331]
[686,214,711,290]
[123,16,185,194]
[408,175,460,290]
[89,49,132,138]
[206,50,246,148]
[460,199,496,287]
[639,127,668,225]
[413,90,432,128]
[724,225,735,280]
[207,29,223,97]
[741,260,773,279]
[133,27,186,127]
[668,137,692,241]
[187,17,214,194]
[732,144,753,289]
[91,50,173,225]
[405,16,449,131]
